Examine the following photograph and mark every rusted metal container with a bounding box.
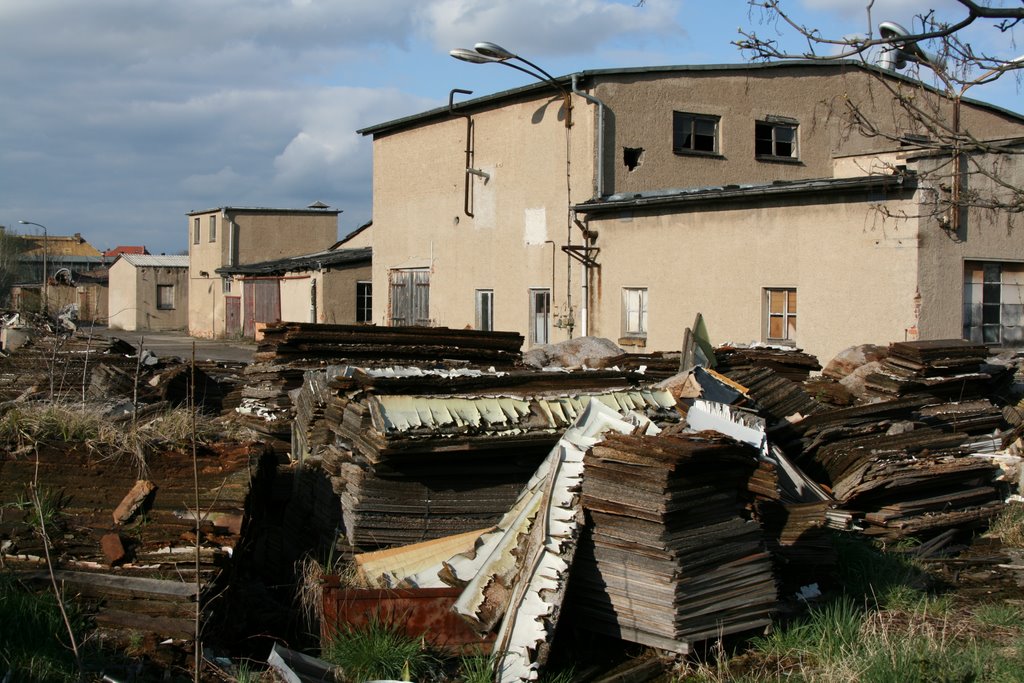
[320,578,494,654]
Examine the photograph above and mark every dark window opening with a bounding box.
[356,281,372,323]
[623,147,644,171]
[756,121,798,159]
[673,112,718,154]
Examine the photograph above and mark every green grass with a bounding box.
[457,652,495,683]
[988,501,1024,548]
[321,615,440,682]
[0,572,83,682]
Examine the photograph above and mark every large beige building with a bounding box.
[359,61,1024,362]
[187,206,340,338]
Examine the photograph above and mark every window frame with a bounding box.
[672,111,720,156]
[621,287,649,338]
[222,276,232,294]
[209,215,217,242]
[963,260,1024,346]
[156,284,175,310]
[755,119,799,161]
[764,287,797,344]
[475,289,494,332]
[193,217,200,245]
[356,281,372,324]
[529,288,551,346]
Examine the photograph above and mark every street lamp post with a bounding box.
[19,220,48,315]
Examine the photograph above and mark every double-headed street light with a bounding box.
[18,219,49,314]
[450,42,571,126]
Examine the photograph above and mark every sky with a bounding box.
[1,0,1021,256]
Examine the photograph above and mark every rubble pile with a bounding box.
[863,339,1011,398]
[309,366,676,549]
[715,344,822,382]
[0,440,275,643]
[574,431,778,652]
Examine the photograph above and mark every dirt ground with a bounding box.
[81,324,256,364]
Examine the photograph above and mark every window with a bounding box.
[222,276,232,294]
[389,269,430,326]
[529,289,551,345]
[475,289,494,331]
[209,215,217,242]
[356,281,372,323]
[157,284,175,310]
[673,112,719,154]
[765,288,797,343]
[193,217,200,244]
[755,119,798,159]
[964,261,1024,346]
[622,287,648,337]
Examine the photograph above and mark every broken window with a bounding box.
[755,120,798,159]
[389,269,430,326]
[765,288,796,343]
[964,261,1024,346]
[672,112,718,154]
[157,284,175,310]
[475,289,494,331]
[622,287,648,337]
[529,288,550,345]
[623,147,644,171]
[356,281,372,324]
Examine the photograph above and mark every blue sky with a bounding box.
[1,0,1020,256]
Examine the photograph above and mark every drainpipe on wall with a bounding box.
[571,75,607,338]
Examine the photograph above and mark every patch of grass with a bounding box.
[322,615,440,682]
[833,532,926,602]
[0,572,84,682]
[989,501,1024,547]
[457,652,495,683]
[973,602,1024,629]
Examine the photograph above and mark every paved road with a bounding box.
[81,325,256,364]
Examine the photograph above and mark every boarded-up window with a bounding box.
[157,284,175,310]
[622,287,648,337]
[389,269,430,326]
[765,288,797,343]
[964,261,1024,346]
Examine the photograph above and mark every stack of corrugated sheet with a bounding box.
[714,345,822,382]
[256,323,524,366]
[786,396,1009,539]
[573,432,777,653]
[863,339,1010,398]
[599,352,682,380]
[315,367,677,550]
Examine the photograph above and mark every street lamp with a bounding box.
[18,220,48,314]
[449,42,571,126]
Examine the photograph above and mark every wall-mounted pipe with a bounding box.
[448,88,478,218]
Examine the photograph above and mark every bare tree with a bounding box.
[736,1,1024,227]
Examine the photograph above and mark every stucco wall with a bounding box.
[370,94,594,342]
[585,189,922,365]
[320,263,372,324]
[188,209,338,337]
[279,276,313,323]
[108,258,139,330]
[593,67,1023,198]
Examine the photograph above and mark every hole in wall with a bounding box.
[623,147,644,171]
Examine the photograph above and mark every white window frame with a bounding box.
[622,287,648,337]
[764,288,797,343]
[529,288,551,346]
[475,289,494,332]
[963,260,1024,346]
[356,281,372,324]
[222,276,232,294]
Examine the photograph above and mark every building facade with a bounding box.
[359,61,1024,360]
[187,206,340,338]
[108,254,189,331]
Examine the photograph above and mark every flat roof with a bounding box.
[186,206,341,217]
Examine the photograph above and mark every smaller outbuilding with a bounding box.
[108,254,190,331]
